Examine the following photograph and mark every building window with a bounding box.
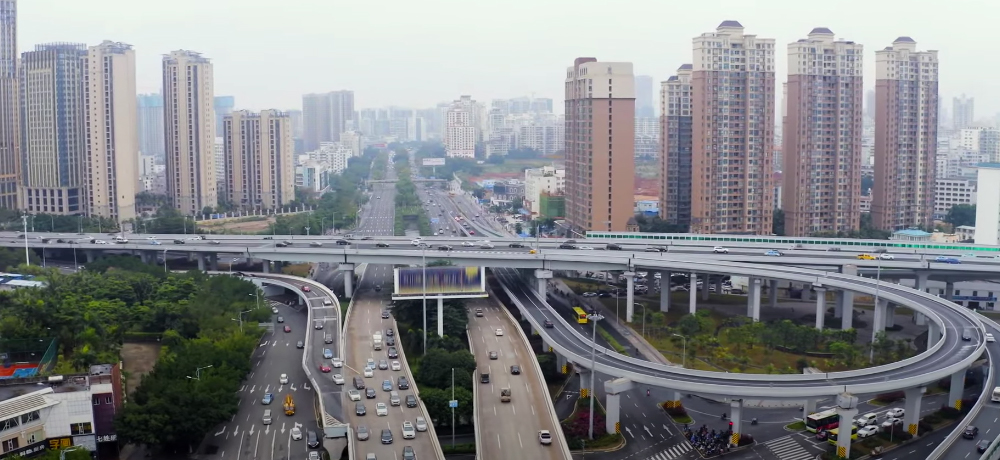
[106,396,113,404]
[70,422,93,435]
[2,437,18,452]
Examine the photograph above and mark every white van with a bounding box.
[114,235,129,244]
[992,387,1000,402]
[262,410,272,425]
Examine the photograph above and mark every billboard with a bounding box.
[394,266,486,297]
[422,158,446,167]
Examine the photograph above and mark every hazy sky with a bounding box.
[20,0,995,117]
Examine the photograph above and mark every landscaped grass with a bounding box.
[785,421,805,431]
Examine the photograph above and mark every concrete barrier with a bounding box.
[467,330,482,460]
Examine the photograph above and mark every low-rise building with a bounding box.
[934,178,977,217]
[975,163,1000,245]
[524,166,564,216]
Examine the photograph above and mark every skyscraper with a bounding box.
[223,110,294,210]
[782,28,863,237]
[214,96,234,137]
[659,64,693,228]
[634,75,655,118]
[690,21,776,234]
[136,93,164,159]
[564,57,635,233]
[445,96,480,158]
[953,94,974,130]
[872,37,939,232]
[84,41,138,222]
[301,90,354,151]
[162,50,216,216]
[0,1,17,209]
[19,43,87,215]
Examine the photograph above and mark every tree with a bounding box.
[946,204,976,228]
[772,209,785,236]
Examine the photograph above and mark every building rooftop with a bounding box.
[809,27,834,35]
[0,388,59,422]
[678,64,693,70]
[893,229,932,237]
[718,20,743,28]
[893,36,916,43]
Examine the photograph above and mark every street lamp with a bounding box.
[869,256,883,363]
[587,313,604,440]
[231,309,252,333]
[672,333,688,368]
[305,226,310,237]
[187,365,213,380]
[229,258,240,274]
[22,215,29,266]
[422,244,427,356]
[163,249,169,273]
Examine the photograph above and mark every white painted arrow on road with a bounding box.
[304,382,311,391]
[662,424,672,435]
[232,426,239,437]
[249,425,255,436]
[272,341,277,347]
[644,425,653,437]
[259,341,268,348]
[624,427,634,438]
[250,385,256,393]
[290,383,297,391]
[281,423,286,434]
[215,427,226,437]
[265,425,270,435]
[264,385,270,393]
[278,384,284,393]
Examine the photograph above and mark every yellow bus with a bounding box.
[572,307,588,324]
[827,425,858,445]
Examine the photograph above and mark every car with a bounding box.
[469,230,475,235]
[376,242,390,248]
[386,328,394,337]
[712,246,729,254]
[415,416,427,432]
[578,245,594,250]
[878,253,895,260]
[261,393,274,405]
[934,256,961,264]
[296,341,304,349]
[475,308,484,317]
[382,379,393,391]
[310,242,323,247]
[375,285,382,292]
[332,358,343,368]
[398,376,410,389]
[208,240,221,245]
[558,243,577,250]
[857,425,878,438]
[323,349,333,359]
[544,320,554,328]
[401,421,416,439]
[606,243,623,250]
[367,358,376,368]
[509,242,525,248]
[283,325,292,333]
[356,402,367,415]
[645,246,667,252]
[480,243,495,249]
[381,310,391,319]
[402,446,415,460]
[489,351,498,360]
[582,292,598,298]
[366,388,377,399]
[764,250,783,256]
[886,408,905,418]
[172,239,185,244]
[988,333,996,343]
[314,321,324,330]
[280,374,289,384]
[348,389,361,401]
[856,413,878,427]
[964,425,979,439]
[301,285,311,292]
[380,428,393,444]
[462,241,474,247]
[881,417,902,430]
[333,374,345,385]
[495,328,504,336]
[978,439,992,453]
[510,365,521,375]
[356,424,370,441]
[275,242,288,247]
[539,430,552,445]
[406,394,417,407]
[334,239,350,246]
[376,403,388,416]
[308,452,320,460]
[857,254,876,260]
[378,359,389,370]
[364,367,374,378]
[277,316,285,323]
[411,239,423,246]
[148,240,162,245]
[391,360,401,371]
[387,347,399,359]
[319,364,332,373]
[272,306,279,314]
[386,336,396,346]
[291,427,303,440]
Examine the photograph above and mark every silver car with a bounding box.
[357,425,370,441]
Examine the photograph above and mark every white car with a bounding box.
[878,253,895,260]
[538,430,552,445]
[410,239,423,246]
[332,358,343,368]
[462,241,474,247]
[402,421,416,439]
[271,306,279,314]
[332,374,345,385]
[348,389,361,401]
[713,246,729,254]
[858,425,879,438]
[94,240,108,245]
[187,236,201,241]
[291,427,303,440]
[480,243,495,249]
[885,407,905,418]
[578,246,594,250]
[987,333,996,343]
[391,360,401,371]
[279,373,289,384]
[415,416,427,432]
[881,417,902,430]
[495,328,504,336]
[364,367,374,378]
[376,402,388,416]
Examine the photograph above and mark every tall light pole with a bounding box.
[305,226,310,237]
[187,364,213,380]
[870,256,883,363]
[672,333,688,368]
[451,367,456,446]
[422,244,427,355]
[22,215,29,266]
[587,313,604,440]
[163,249,168,273]
[231,309,251,333]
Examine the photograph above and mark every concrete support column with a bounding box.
[768,279,778,309]
[915,272,930,326]
[834,406,858,458]
[624,272,635,322]
[948,371,965,411]
[928,321,940,350]
[578,369,591,398]
[749,278,762,322]
[815,288,826,330]
[839,292,853,330]
[209,254,218,271]
[715,278,723,296]
[437,296,445,337]
[663,391,683,409]
[85,250,96,263]
[197,253,206,271]
[535,269,552,300]
[605,391,621,436]
[873,299,888,340]
[833,292,844,318]
[555,354,567,371]
[945,282,955,301]
[700,276,710,301]
[802,399,817,421]
[339,263,355,298]
[903,387,924,435]
[729,399,743,446]
[262,260,271,273]
[659,271,671,312]
[885,304,896,328]
[688,273,697,314]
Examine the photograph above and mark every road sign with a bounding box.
[449,400,458,408]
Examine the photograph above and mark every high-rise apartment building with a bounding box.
[689,21,776,234]
[660,64,693,228]
[872,37,939,231]
[19,43,87,215]
[136,93,164,158]
[302,90,354,151]
[953,94,974,130]
[445,96,480,158]
[162,50,217,216]
[83,41,138,222]
[213,96,234,137]
[634,75,655,118]
[563,57,635,233]
[782,28,863,237]
[222,110,294,210]
[0,1,16,209]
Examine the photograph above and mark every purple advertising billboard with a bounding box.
[393,266,487,297]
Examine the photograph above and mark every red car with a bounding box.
[301,285,311,292]
[283,326,291,333]
[319,364,331,373]
[469,230,475,235]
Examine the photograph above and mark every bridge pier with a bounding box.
[903,387,925,435]
[833,293,843,318]
[437,296,445,337]
[747,278,761,322]
[209,253,218,271]
[624,272,635,322]
[555,354,567,373]
[196,253,206,271]
[715,278,723,296]
[839,265,856,328]
[663,391,683,409]
[873,299,888,340]
[834,394,859,458]
[802,399,817,422]
[945,281,955,302]
[535,269,552,300]
[578,369,591,397]
[700,275,709,301]
[915,272,929,326]
[659,271,671,312]
[729,399,743,446]
[768,279,778,309]
[814,287,826,330]
[262,260,271,273]
[948,371,965,410]
[928,320,940,350]
[885,304,896,328]
[85,250,96,263]
[604,378,633,436]
[688,273,697,314]
[339,263,355,298]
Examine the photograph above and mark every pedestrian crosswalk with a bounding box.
[764,436,813,460]
[643,442,692,460]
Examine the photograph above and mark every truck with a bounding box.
[283,394,295,415]
[373,333,383,350]
[500,388,511,403]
